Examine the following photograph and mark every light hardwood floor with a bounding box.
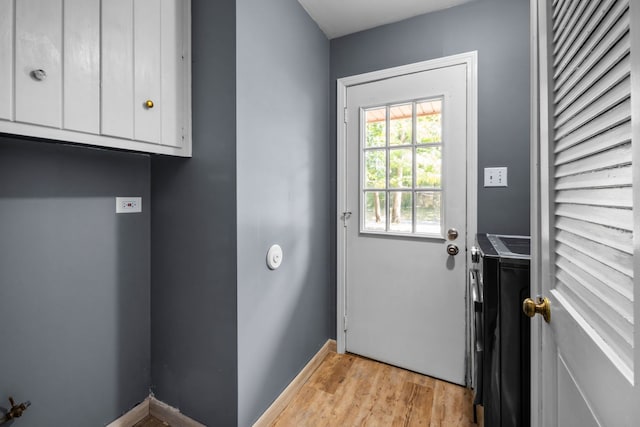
[133,415,170,427]
[270,351,479,427]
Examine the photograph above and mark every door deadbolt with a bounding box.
[447,228,459,240]
[446,244,459,256]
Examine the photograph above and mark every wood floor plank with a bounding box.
[307,352,356,395]
[133,415,170,427]
[391,381,434,426]
[269,352,478,427]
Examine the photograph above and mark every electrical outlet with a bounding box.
[484,167,508,187]
[116,197,142,213]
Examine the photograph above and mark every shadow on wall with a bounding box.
[0,136,150,426]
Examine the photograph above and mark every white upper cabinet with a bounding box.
[0,0,191,157]
[65,0,100,134]
[102,0,135,140]
[15,0,63,128]
[0,0,14,121]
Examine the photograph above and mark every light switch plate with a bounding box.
[484,167,508,187]
[116,197,142,213]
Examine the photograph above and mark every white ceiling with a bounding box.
[298,0,476,39]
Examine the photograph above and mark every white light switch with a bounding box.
[484,167,508,187]
[116,197,142,213]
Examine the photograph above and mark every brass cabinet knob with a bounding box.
[523,296,551,323]
[145,100,154,109]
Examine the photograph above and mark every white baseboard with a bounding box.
[150,397,206,427]
[106,396,204,427]
[253,339,337,427]
[108,339,336,427]
[106,398,150,427]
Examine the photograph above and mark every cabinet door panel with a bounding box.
[101,0,134,139]
[161,0,184,147]
[64,0,100,133]
[134,0,161,144]
[15,0,62,128]
[0,0,13,120]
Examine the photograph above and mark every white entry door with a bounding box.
[532,0,639,425]
[337,54,476,386]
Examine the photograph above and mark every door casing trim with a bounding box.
[336,51,478,355]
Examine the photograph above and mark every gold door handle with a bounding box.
[523,296,550,323]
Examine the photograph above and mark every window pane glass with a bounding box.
[365,108,386,148]
[417,100,442,143]
[389,104,412,146]
[364,191,386,231]
[389,192,412,233]
[416,147,442,188]
[416,192,441,234]
[389,149,412,188]
[364,149,386,189]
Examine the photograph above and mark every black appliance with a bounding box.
[472,233,530,427]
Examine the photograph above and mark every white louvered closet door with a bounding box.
[533,0,639,425]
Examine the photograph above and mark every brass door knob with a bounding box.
[145,100,154,109]
[523,296,551,323]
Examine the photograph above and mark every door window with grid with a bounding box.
[361,98,443,236]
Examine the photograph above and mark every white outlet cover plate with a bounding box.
[116,197,142,213]
[484,167,508,187]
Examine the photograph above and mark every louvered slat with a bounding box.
[554,100,630,152]
[552,0,570,25]
[557,230,633,277]
[555,32,630,101]
[556,216,633,254]
[556,204,632,231]
[555,122,631,165]
[555,256,632,322]
[555,141,631,176]
[555,164,632,190]
[555,55,630,122]
[555,268,632,332]
[555,242,632,301]
[553,0,626,80]
[552,0,582,46]
[554,78,629,139]
[551,0,633,375]
[555,7,629,91]
[553,0,599,58]
[556,187,631,208]
[555,278,633,368]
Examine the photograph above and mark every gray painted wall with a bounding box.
[0,2,530,426]
[0,137,150,427]
[330,0,531,236]
[236,0,332,425]
[149,0,238,425]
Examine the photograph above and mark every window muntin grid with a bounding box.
[361,98,443,237]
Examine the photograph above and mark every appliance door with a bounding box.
[470,269,483,410]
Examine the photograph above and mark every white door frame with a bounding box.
[336,51,478,354]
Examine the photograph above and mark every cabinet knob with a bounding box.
[145,100,154,109]
[30,69,47,81]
